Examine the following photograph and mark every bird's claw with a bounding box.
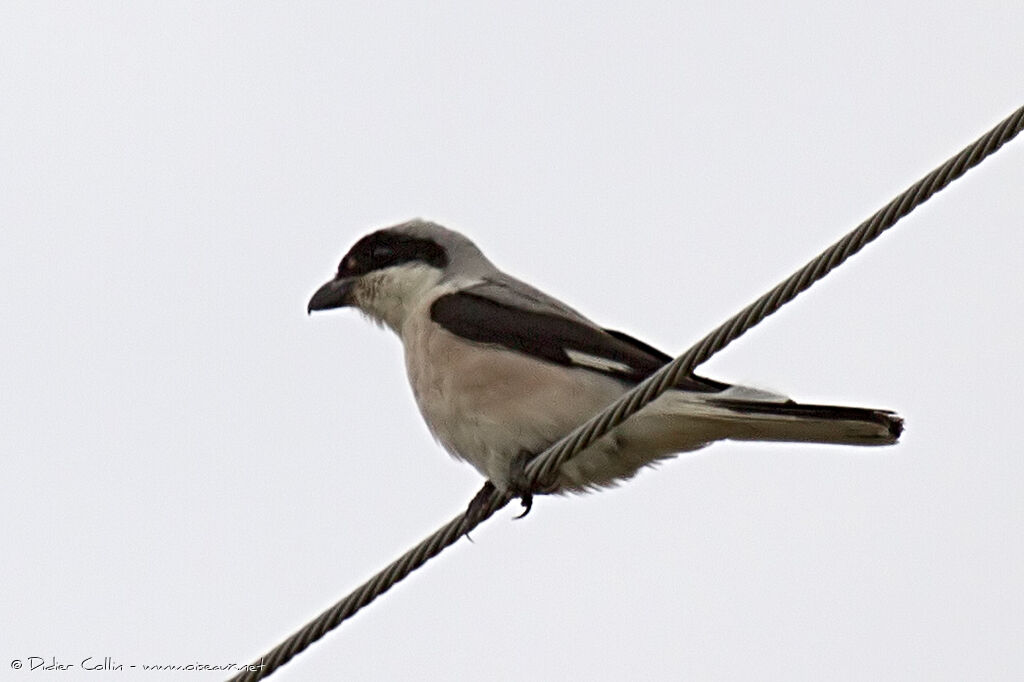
[513,492,533,519]
[509,450,535,519]
[461,450,543,538]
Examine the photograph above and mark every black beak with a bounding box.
[307,277,356,314]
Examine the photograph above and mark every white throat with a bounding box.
[352,263,445,333]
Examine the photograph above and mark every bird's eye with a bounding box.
[371,244,395,262]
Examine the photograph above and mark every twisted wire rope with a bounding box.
[231,104,1024,682]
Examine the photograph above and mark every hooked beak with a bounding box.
[307,276,356,314]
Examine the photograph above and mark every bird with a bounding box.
[308,219,903,516]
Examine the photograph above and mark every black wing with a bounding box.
[430,291,728,393]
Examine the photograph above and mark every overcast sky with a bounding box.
[2,3,1023,681]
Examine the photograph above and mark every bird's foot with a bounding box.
[509,450,535,519]
[463,480,497,539]
[461,450,550,538]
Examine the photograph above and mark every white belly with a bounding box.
[401,310,633,488]
[400,307,732,492]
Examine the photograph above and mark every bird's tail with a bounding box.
[696,397,903,446]
[555,391,902,492]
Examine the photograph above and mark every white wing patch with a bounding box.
[717,384,789,402]
[565,349,634,374]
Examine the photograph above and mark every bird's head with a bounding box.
[308,219,492,333]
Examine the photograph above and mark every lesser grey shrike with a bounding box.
[308,219,902,516]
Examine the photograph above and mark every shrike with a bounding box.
[308,219,902,514]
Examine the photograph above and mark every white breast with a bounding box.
[400,304,628,490]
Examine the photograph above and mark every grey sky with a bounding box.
[2,2,1022,680]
